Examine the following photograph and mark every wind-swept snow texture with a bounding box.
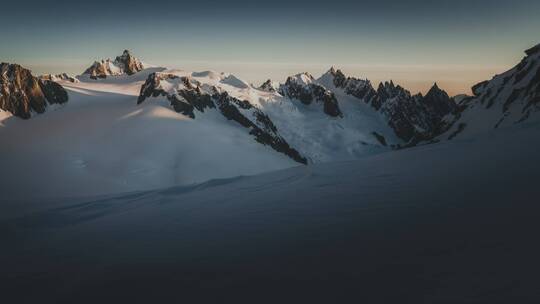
[1,121,540,303]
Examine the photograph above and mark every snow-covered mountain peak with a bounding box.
[316,68,374,103]
[320,66,339,78]
[279,72,342,117]
[114,50,144,75]
[138,72,201,99]
[317,67,344,87]
[328,66,337,74]
[288,72,315,86]
[259,79,279,92]
[82,50,144,79]
[136,69,401,164]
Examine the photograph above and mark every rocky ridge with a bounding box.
[138,72,307,164]
[443,42,540,139]
[318,68,457,143]
[278,73,343,117]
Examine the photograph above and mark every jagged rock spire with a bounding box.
[83,50,144,79]
[328,66,337,75]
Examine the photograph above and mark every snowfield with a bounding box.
[0,69,299,199]
[2,43,538,200]
[1,120,539,303]
[1,46,540,302]
[0,67,401,199]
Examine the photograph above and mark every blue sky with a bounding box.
[2,0,539,94]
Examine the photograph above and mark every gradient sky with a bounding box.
[2,0,539,95]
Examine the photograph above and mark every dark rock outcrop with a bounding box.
[114,50,144,75]
[213,90,307,164]
[321,68,457,143]
[259,79,277,92]
[138,73,213,118]
[279,73,342,117]
[325,67,377,102]
[422,83,458,128]
[83,50,144,79]
[525,43,540,56]
[372,132,387,146]
[376,82,457,143]
[138,73,307,164]
[377,83,430,142]
[39,80,69,106]
[0,63,68,119]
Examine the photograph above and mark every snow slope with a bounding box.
[278,72,400,161]
[2,120,539,303]
[441,43,540,140]
[141,69,399,163]
[0,68,297,199]
[0,65,401,199]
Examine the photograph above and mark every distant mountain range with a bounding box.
[1,44,539,165]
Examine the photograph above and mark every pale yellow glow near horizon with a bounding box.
[26,61,510,97]
[166,62,509,96]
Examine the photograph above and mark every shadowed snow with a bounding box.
[1,121,539,303]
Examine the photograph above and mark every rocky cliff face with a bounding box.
[114,50,144,75]
[378,83,457,144]
[138,72,307,164]
[376,82,432,142]
[0,63,68,119]
[259,79,278,92]
[83,50,144,79]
